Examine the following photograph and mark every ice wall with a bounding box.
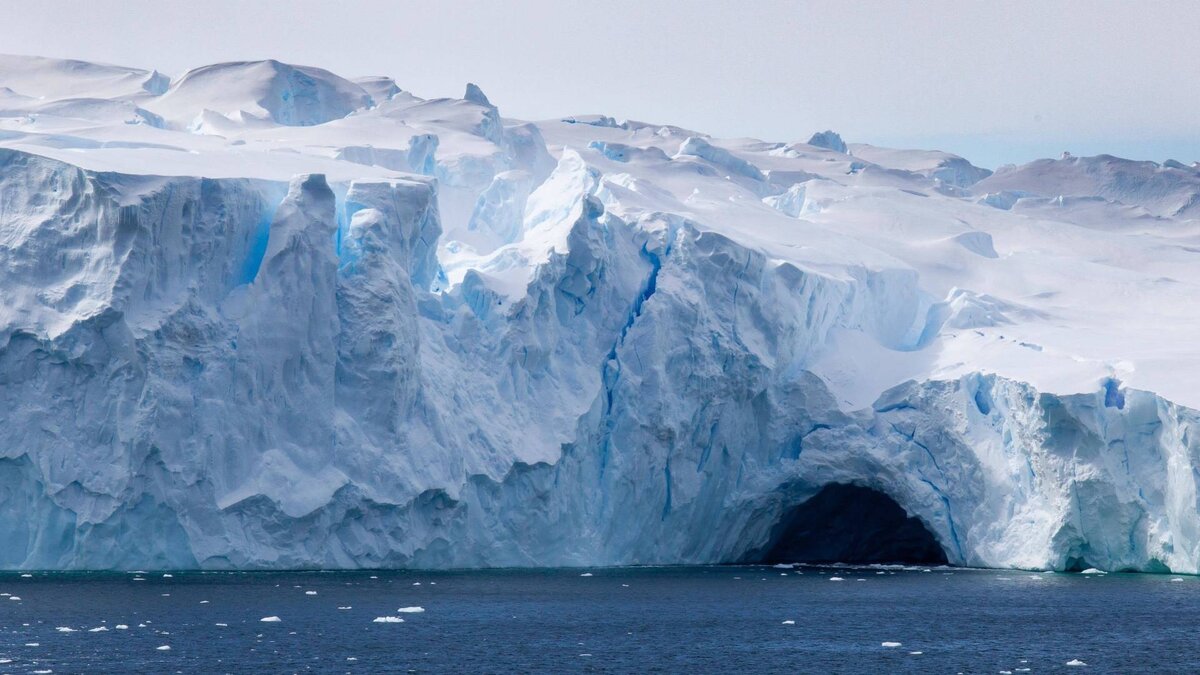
[2,144,1199,573]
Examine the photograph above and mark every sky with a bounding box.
[0,0,1195,168]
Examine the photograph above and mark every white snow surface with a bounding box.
[2,55,1200,572]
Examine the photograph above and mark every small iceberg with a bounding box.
[881,642,902,648]
[397,606,425,613]
[828,577,845,582]
[373,616,405,623]
[156,645,171,651]
[1066,659,1088,667]
[260,616,282,623]
[781,620,795,625]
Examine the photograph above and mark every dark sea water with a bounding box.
[1,565,1197,674]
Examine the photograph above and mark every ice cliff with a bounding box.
[2,55,1200,572]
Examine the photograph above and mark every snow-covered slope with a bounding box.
[2,55,1200,572]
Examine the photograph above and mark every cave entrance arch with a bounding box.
[751,483,948,565]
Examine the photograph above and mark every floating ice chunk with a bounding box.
[1172,578,1185,582]
[260,616,282,623]
[1080,568,1104,575]
[373,616,405,623]
[773,563,795,569]
[347,657,358,661]
[1066,659,1087,666]
[200,600,209,604]
[215,623,228,627]
[32,670,52,674]
[396,606,424,613]
[781,620,795,625]
[115,625,128,630]
[20,574,32,578]
[909,651,923,655]
[157,645,171,651]
[337,606,352,610]
[881,642,902,648]
[25,642,39,646]
[305,591,317,595]
[580,573,593,577]
[412,582,421,586]
[9,596,21,600]
[828,577,845,582]
[56,626,77,632]
[89,626,108,632]
[162,574,173,578]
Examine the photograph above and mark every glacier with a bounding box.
[2,55,1200,572]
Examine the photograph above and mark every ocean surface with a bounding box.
[1,565,1196,673]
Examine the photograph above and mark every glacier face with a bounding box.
[2,56,1200,571]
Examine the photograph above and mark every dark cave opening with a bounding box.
[751,483,949,565]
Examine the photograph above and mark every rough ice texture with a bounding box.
[2,55,1200,572]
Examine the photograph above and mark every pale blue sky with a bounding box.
[1,0,1195,168]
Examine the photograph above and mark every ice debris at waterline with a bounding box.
[1,54,1200,572]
